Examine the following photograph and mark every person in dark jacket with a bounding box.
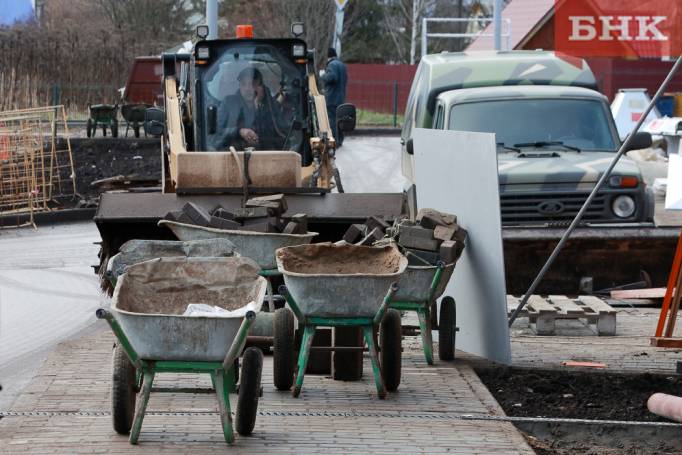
[220,67,288,150]
[321,47,347,146]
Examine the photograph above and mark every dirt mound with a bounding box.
[277,243,404,275]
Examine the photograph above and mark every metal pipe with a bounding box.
[509,55,682,326]
[206,0,218,40]
[493,0,503,50]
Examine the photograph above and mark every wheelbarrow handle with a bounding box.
[95,308,141,368]
[374,282,399,325]
[222,311,256,371]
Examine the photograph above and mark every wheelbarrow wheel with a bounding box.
[111,343,137,434]
[86,119,93,138]
[380,309,402,391]
[111,119,119,138]
[438,297,456,361]
[273,308,295,391]
[102,125,107,137]
[236,347,263,436]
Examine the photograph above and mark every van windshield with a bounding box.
[448,98,616,151]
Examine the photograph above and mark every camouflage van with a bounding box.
[401,50,654,226]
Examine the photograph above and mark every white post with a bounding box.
[410,0,420,64]
[421,18,427,61]
[206,0,218,40]
[333,3,346,57]
[493,0,502,50]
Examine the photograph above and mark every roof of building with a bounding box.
[466,0,554,51]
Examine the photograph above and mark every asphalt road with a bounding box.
[0,135,406,409]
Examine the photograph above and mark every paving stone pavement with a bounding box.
[462,306,682,374]
[0,327,533,454]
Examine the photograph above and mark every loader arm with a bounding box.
[305,73,335,189]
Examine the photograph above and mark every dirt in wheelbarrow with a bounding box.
[475,367,682,455]
[278,244,403,275]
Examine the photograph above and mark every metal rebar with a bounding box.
[509,55,682,326]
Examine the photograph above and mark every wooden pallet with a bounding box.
[507,295,617,336]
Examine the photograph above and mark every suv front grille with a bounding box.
[500,192,607,225]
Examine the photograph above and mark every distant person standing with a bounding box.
[321,47,347,146]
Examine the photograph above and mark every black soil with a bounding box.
[476,367,682,421]
[59,137,161,199]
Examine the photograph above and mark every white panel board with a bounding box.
[413,128,511,364]
[666,153,682,211]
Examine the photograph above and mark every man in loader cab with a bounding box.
[220,67,288,150]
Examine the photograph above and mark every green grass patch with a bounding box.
[356,109,403,127]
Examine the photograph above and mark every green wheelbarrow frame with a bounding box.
[279,283,398,399]
[96,308,256,444]
[87,103,119,137]
[389,262,458,364]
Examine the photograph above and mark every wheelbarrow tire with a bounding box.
[438,297,456,361]
[112,119,118,138]
[380,309,402,392]
[86,119,93,138]
[236,347,263,436]
[273,308,295,391]
[111,344,136,434]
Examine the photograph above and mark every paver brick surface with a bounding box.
[0,327,533,454]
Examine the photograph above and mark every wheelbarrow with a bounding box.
[96,256,266,444]
[159,218,316,313]
[274,243,408,398]
[391,257,458,367]
[87,103,118,138]
[121,103,151,138]
[105,238,239,289]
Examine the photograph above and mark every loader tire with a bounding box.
[438,297,456,361]
[380,309,402,392]
[236,347,263,436]
[273,308,295,391]
[112,343,137,434]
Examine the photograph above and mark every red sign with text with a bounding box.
[554,0,682,57]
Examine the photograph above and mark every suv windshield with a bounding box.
[448,98,616,151]
[201,43,304,152]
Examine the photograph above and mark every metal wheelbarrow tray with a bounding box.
[158,219,317,271]
[274,243,408,398]
[391,258,458,365]
[97,256,266,444]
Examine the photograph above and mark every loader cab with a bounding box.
[191,39,311,161]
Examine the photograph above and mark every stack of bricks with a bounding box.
[163,194,308,234]
[398,209,466,265]
[339,209,467,266]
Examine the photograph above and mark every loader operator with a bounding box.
[220,67,288,151]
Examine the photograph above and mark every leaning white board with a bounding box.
[413,128,511,364]
[666,153,682,211]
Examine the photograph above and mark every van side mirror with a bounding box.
[623,131,652,152]
[406,138,414,155]
[336,103,356,133]
[144,107,165,137]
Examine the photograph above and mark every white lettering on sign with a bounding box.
[568,15,669,41]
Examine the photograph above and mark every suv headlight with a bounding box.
[612,195,636,218]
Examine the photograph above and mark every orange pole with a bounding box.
[656,229,682,337]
